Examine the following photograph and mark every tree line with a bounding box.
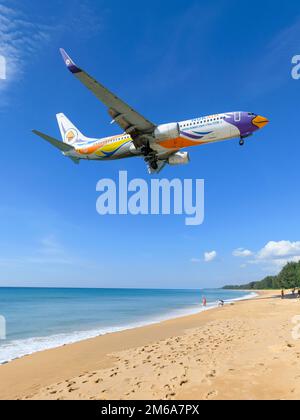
[223,260,300,290]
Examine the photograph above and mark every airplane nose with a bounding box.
[252,115,269,128]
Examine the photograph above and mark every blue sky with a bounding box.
[0,0,300,288]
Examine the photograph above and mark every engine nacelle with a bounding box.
[154,123,180,141]
[168,152,190,166]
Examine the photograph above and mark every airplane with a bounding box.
[33,49,269,174]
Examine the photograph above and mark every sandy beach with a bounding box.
[0,290,300,400]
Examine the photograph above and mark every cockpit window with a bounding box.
[248,112,256,116]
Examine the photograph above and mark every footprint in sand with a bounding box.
[180,380,188,386]
[206,390,218,399]
[206,370,216,378]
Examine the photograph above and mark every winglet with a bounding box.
[59,48,82,74]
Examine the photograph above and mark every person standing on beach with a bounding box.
[202,297,207,307]
[281,289,285,299]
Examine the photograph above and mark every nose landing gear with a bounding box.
[239,133,253,146]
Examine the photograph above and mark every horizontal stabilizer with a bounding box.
[32,130,74,152]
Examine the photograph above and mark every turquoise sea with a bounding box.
[0,288,254,364]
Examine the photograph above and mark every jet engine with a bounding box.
[168,152,190,166]
[154,123,180,141]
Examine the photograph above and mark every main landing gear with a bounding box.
[144,154,159,170]
[142,142,159,171]
[239,138,245,146]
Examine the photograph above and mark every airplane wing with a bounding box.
[59,49,156,148]
[32,130,80,164]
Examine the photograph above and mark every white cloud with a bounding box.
[236,241,300,273]
[256,241,300,260]
[233,248,253,258]
[204,251,217,263]
[190,251,218,264]
[0,1,103,104]
[0,3,55,101]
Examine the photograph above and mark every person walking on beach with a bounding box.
[281,289,285,299]
[202,297,207,307]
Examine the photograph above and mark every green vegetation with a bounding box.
[223,261,300,290]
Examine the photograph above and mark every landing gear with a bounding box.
[141,143,152,156]
[145,155,159,170]
[142,142,159,171]
[150,161,158,171]
[239,138,245,146]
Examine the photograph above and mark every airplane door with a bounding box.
[234,112,241,122]
[227,112,241,138]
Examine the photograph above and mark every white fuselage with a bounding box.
[66,113,241,161]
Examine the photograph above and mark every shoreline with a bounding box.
[1,289,300,400]
[0,290,256,366]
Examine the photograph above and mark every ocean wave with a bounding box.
[0,292,256,365]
